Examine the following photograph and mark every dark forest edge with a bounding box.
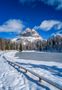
[0,35,62,52]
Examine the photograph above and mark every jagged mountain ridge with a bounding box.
[11,28,43,43]
[51,30,62,38]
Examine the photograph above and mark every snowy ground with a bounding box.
[0,50,62,90]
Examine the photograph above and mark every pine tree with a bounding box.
[19,43,22,51]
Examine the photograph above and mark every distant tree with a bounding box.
[2,39,5,50]
[0,39,2,50]
[4,40,10,50]
[5,44,9,50]
[19,43,22,51]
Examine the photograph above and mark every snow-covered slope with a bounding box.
[0,55,27,90]
[0,51,46,90]
[3,51,62,90]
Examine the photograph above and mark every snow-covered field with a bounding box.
[0,50,62,90]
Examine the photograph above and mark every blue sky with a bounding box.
[0,0,62,39]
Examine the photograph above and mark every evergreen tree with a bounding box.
[19,43,22,51]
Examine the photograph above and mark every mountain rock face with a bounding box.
[11,28,43,50]
[12,28,43,43]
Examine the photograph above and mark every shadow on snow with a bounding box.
[9,62,50,90]
[16,62,62,77]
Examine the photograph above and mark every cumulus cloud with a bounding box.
[19,0,62,10]
[34,20,62,31]
[41,0,62,10]
[0,19,25,32]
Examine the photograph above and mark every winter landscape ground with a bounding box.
[0,50,62,90]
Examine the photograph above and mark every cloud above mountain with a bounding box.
[34,20,62,31]
[0,19,62,39]
[19,0,62,10]
[0,19,25,33]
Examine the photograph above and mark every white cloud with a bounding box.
[41,0,62,10]
[19,0,62,10]
[34,20,62,31]
[0,19,25,32]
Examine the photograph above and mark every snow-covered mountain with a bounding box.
[51,30,62,38]
[11,28,43,43]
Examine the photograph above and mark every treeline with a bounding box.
[0,35,62,52]
[0,38,22,51]
[36,35,62,52]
